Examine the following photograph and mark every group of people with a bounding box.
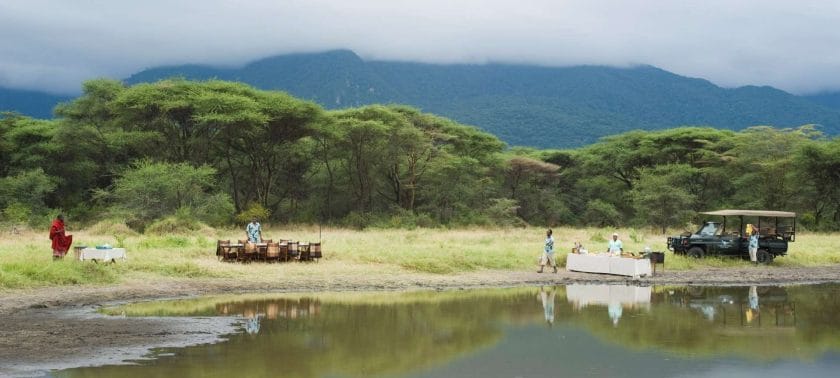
[537,229,625,273]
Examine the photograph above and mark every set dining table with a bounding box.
[217,240,317,262]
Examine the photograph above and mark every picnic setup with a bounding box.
[72,245,128,263]
[215,239,323,263]
[565,249,663,278]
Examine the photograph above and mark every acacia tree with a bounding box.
[630,165,696,233]
[795,137,840,229]
[103,161,233,229]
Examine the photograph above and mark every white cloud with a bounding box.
[1,0,839,94]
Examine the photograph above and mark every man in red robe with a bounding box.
[49,214,73,259]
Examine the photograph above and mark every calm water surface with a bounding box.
[54,284,840,377]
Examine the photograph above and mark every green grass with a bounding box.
[1,224,838,289]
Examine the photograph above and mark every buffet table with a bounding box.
[566,253,651,278]
[76,247,127,263]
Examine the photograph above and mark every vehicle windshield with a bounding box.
[698,222,720,236]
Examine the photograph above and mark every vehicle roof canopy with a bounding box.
[700,209,796,218]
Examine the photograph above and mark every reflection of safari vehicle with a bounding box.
[667,210,796,263]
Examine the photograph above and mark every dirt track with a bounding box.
[1,265,839,377]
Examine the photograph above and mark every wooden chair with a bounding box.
[232,240,247,262]
[266,242,280,262]
[309,243,322,262]
[288,241,299,260]
[279,243,289,262]
[299,243,311,262]
[241,242,257,263]
[216,240,230,261]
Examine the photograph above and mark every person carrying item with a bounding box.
[246,218,262,243]
[607,233,623,256]
[538,229,557,273]
[49,214,73,260]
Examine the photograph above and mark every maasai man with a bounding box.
[49,214,73,259]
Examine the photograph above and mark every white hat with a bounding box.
[612,233,618,236]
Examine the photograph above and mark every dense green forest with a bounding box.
[1,79,839,232]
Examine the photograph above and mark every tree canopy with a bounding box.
[2,79,839,231]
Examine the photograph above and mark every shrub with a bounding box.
[484,198,527,227]
[86,219,138,236]
[582,199,620,227]
[1,202,30,225]
[235,202,271,224]
[145,213,214,235]
[343,211,372,230]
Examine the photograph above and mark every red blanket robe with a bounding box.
[49,219,72,257]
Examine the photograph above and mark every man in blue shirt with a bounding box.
[607,233,623,256]
[538,229,557,273]
[748,226,759,264]
[246,218,262,243]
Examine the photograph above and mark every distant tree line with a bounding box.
[1,79,838,231]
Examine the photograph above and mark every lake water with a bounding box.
[52,284,840,377]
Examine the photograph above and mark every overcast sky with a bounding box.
[2,0,839,95]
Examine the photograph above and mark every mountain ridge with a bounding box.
[3,49,839,147]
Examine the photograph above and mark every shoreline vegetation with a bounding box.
[2,224,838,375]
[2,225,839,292]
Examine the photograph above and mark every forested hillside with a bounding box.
[125,50,840,147]
[5,50,840,148]
[2,79,839,232]
[0,87,71,120]
[805,91,840,111]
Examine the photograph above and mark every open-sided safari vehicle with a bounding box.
[667,210,796,264]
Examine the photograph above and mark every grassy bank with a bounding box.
[1,226,838,289]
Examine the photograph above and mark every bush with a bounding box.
[1,202,30,225]
[194,193,235,227]
[86,219,138,236]
[343,211,372,230]
[483,198,527,227]
[145,213,214,235]
[582,199,620,227]
[108,161,227,229]
[235,202,271,224]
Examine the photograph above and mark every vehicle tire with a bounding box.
[687,246,705,259]
[756,249,773,264]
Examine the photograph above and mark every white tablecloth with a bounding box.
[566,253,651,278]
[78,248,127,262]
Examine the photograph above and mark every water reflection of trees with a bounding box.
[64,285,840,378]
[70,289,542,378]
[563,284,840,361]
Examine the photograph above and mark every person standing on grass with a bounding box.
[748,225,759,264]
[607,233,623,256]
[246,218,262,243]
[538,229,557,273]
[49,214,73,260]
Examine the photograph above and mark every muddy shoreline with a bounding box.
[1,266,839,377]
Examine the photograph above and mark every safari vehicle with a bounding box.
[667,210,796,264]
